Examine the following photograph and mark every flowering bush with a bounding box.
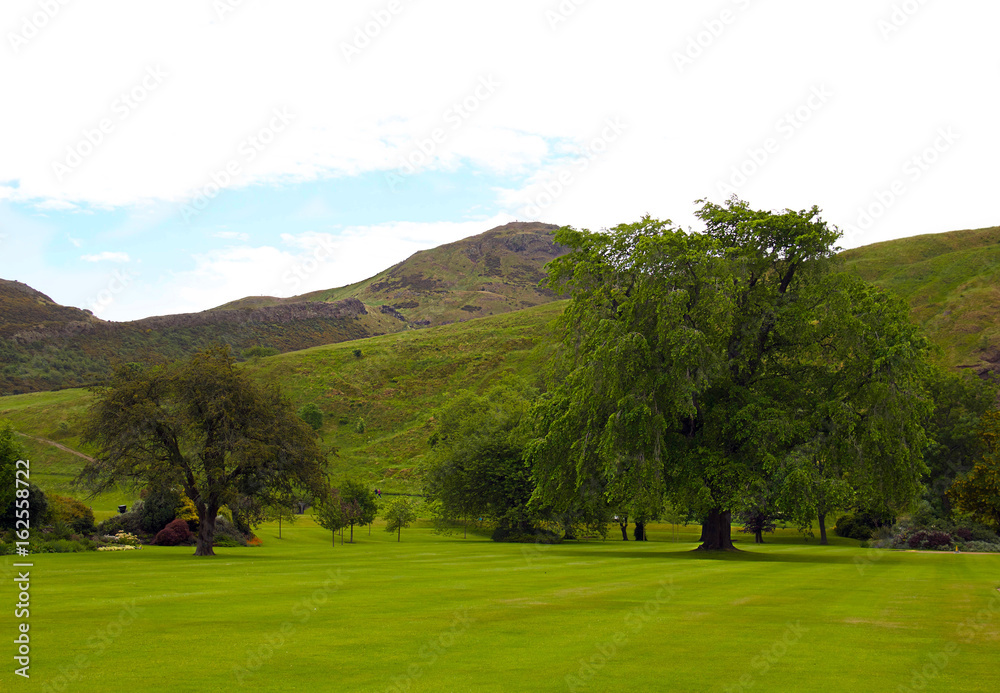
[97,544,140,551]
[104,531,142,546]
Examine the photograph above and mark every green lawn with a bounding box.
[10,521,999,692]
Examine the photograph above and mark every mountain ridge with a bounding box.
[0,221,568,395]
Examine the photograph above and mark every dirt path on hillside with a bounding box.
[15,432,95,463]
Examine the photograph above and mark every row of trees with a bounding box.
[64,198,1000,555]
[425,199,1000,548]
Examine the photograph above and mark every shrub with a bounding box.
[299,403,324,431]
[177,495,199,532]
[907,530,953,550]
[968,525,1000,543]
[109,531,141,547]
[212,534,242,547]
[925,531,953,549]
[34,539,88,553]
[960,541,1000,553]
[98,508,144,538]
[834,514,873,541]
[212,516,248,546]
[139,487,185,534]
[953,528,974,542]
[2,483,49,529]
[153,518,193,546]
[242,346,279,359]
[491,526,562,544]
[48,494,96,534]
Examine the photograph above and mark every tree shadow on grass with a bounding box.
[553,547,873,565]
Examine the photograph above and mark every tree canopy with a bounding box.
[532,199,933,550]
[77,347,328,556]
[424,380,537,535]
[948,410,1000,530]
[0,420,22,513]
[339,479,378,542]
[383,498,417,542]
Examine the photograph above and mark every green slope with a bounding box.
[839,224,1000,376]
[0,301,567,507]
[1,222,566,396]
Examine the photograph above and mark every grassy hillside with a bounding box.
[1,222,566,396]
[0,297,402,395]
[0,279,100,338]
[839,224,1000,377]
[0,301,567,507]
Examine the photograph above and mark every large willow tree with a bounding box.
[531,199,931,550]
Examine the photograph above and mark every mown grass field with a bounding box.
[12,520,999,693]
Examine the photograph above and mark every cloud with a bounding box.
[81,251,130,263]
[34,199,80,212]
[155,214,515,316]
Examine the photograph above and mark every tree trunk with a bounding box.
[397,526,401,542]
[755,528,763,544]
[619,515,629,541]
[350,523,354,543]
[332,531,336,547]
[194,505,219,556]
[818,511,828,545]
[697,507,736,551]
[634,521,646,541]
[278,515,282,539]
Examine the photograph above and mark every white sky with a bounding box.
[1,0,998,320]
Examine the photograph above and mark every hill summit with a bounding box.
[0,222,568,395]
[215,221,567,325]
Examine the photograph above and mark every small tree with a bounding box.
[384,499,417,542]
[339,479,378,542]
[299,404,324,431]
[313,489,348,547]
[265,492,299,539]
